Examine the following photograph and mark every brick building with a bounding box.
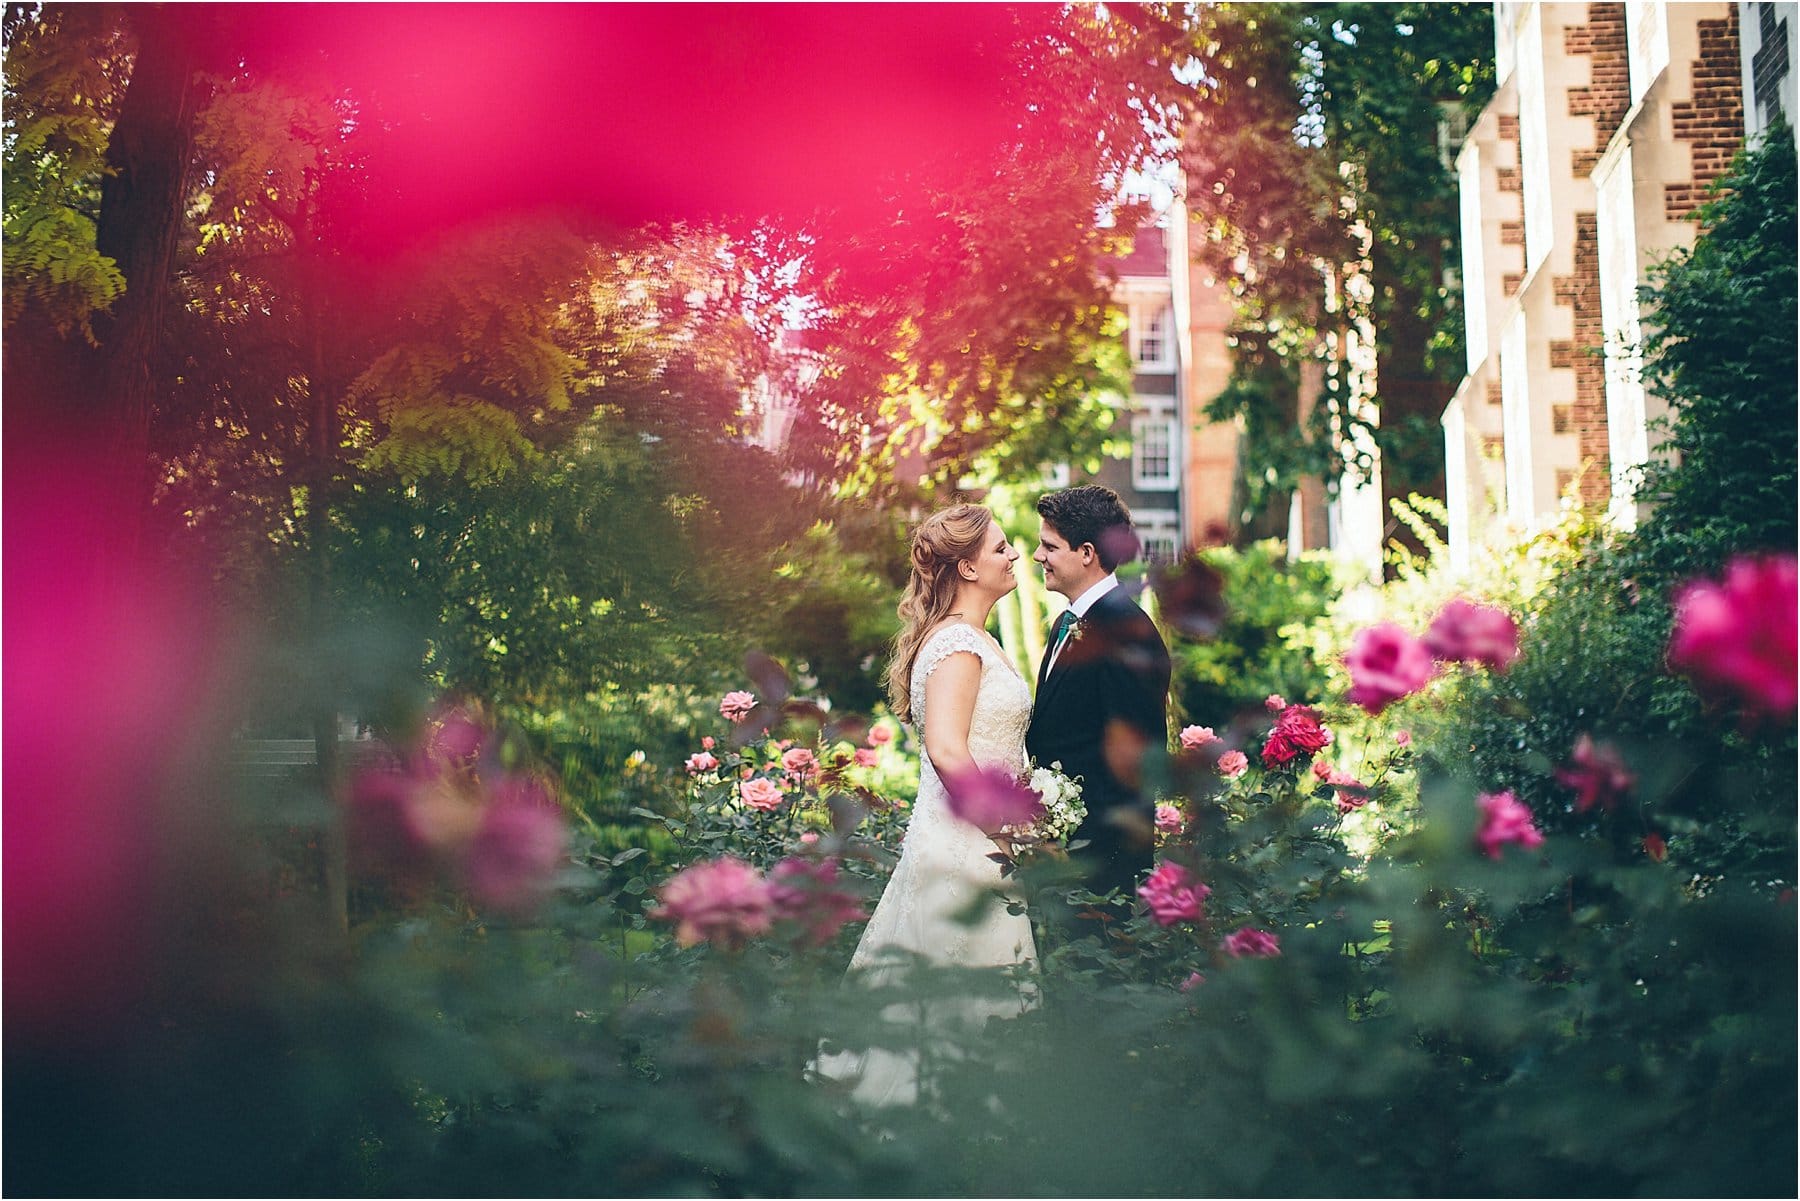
[1443,1,1788,569]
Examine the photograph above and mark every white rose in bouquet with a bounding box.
[1005,760,1085,844]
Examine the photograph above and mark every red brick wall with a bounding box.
[1551,213,1613,504]
[1566,4,1632,175]
[1669,8,1746,220]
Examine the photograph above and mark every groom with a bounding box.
[1025,485,1171,902]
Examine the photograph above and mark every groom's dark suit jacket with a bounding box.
[1025,583,1171,898]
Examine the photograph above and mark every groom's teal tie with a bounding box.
[1048,609,1076,657]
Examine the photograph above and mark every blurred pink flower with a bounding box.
[799,831,821,845]
[1217,750,1249,778]
[854,747,878,768]
[685,751,719,774]
[1668,554,1798,719]
[1425,598,1521,672]
[781,747,820,778]
[1475,790,1545,860]
[941,764,1043,831]
[1223,927,1282,958]
[1180,971,1206,992]
[769,857,868,945]
[1178,724,1219,750]
[1265,694,1287,712]
[1312,759,1334,781]
[1155,803,1185,833]
[739,777,785,811]
[1138,861,1210,925]
[1395,730,1412,747]
[1262,704,1332,764]
[720,691,758,723]
[701,736,716,750]
[868,724,894,746]
[1327,769,1368,814]
[1643,832,1668,862]
[1344,623,1436,715]
[1554,735,1635,813]
[465,784,569,914]
[427,705,487,765]
[649,857,775,948]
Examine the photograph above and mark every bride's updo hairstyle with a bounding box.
[887,503,995,724]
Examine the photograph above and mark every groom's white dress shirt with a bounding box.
[1045,572,1119,676]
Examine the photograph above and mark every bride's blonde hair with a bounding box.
[886,503,995,724]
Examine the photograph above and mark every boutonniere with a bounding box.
[1065,618,1087,646]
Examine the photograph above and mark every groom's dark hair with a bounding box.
[1037,485,1139,571]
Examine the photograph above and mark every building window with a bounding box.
[1133,508,1179,563]
[1132,413,1178,490]
[1131,303,1174,369]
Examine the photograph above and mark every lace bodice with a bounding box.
[910,623,1031,777]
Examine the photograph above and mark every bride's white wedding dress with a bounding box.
[815,623,1039,1106]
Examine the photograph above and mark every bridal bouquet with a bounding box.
[1005,760,1085,845]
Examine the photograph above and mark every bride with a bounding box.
[815,503,1038,1106]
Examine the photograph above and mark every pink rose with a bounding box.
[1137,861,1211,926]
[1344,623,1437,715]
[1217,750,1249,778]
[685,751,719,775]
[739,777,785,811]
[1424,597,1521,672]
[1155,803,1185,834]
[1668,554,1798,719]
[719,690,758,723]
[649,857,774,948]
[1327,769,1368,814]
[1261,704,1332,764]
[1553,734,1635,813]
[1265,694,1287,712]
[854,747,878,768]
[799,830,820,845]
[769,857,868,945]
[701,736,716,750]
[941,764,1043,832]
[1222,927,1281,958]
[1180,971,1206,992]
[465,783,569,914]
[781,747,819,779]
[868,724,894,746]
[1475,790,1545,860]
[1395,730,1412,747]
[1311,759,1334,782]
[1178,724,1220,750]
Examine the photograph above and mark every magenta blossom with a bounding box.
[1217,750,1249,778]
[1222,927,1282,958]
[465,783,569,914]
[1554,735,1635,813]
[719,690,758,723]
[769,857,868,946]
[1138,861,1211,926]
[1395,730,1412,747]
[649,857,775,948]
[1344,623,1437,715]
[1327,768,1368,815]
[1311,758,1334,782]
[1178,724,1220,751]
[941,764,1043,832]
[1475,790,1545,860]
[1668,554,1798,719]
[1425,597,1521,672]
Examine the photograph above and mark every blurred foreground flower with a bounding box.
[1667,554,1797,720]
[1138,861,1210,926]
[465,781,569,915]
[1475,790,1545,860]
[941,764,1043,832]
[1222,927,1281,958]
[769,857,868,945]
[1344,623,1436,714]
[1425,597,1521,672]
[1554,735,1636,813]
[650,857,774,948]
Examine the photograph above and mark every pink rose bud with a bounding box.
[719,691,758,723]
[1474,790,1545,860]
[1312,759,1334,782]
[739,777,785,811]
[1178,725,1220,750]
[1265,694,1287,712]
[648,857,775,948]
[1424,597,1521,673]
[1155,803,1185,833]
[685,751,719,775]
[701,736,716,750]
[1643,832,1667,862]
[1222,927,1282,958]
[1137,861,1211,925]
[868,724,894,746]
[1344,623,1437,715]
[1217,750,1249,778]
[941,764,1043,832]
[799,831,820,845]
[1668,554,1798,720]
[1395,730,1412,746]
